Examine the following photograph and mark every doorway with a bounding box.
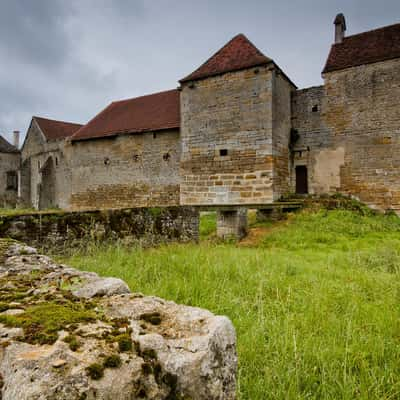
[295,166,308,194]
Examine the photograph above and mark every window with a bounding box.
[6,171,18,191]
[219,149,228,157]
[104,157,110,165]
[55,157,59,166]
[312,105,319,112]
[163,152,171,161]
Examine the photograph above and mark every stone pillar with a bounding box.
[216,208,248,240]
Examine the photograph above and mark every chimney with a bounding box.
[13,130,20,149]
[334,13,346,44]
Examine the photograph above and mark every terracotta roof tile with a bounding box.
[71,89,180,141]
[180,34,272,83]
[34,116,83,141]
[323,22,400,73]
[0,136,19,153]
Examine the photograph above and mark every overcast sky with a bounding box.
[1,0,399,143]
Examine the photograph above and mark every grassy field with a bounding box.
[62,208,400,399]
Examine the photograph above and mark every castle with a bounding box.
[1,14,400,215]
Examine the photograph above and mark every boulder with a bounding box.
[0,241,237,399]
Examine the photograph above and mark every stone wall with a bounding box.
[292,58,400,212]
[69,130,180,210]
[0,206,199,250]
[21,120,71,209]
[272,72,294,199]
[0,152,20,208]
[180,66,275,205]
[291,85,336,194]
[322,58,400,211]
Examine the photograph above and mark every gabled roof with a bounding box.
[71,89,180,142]
[180,34,272,83]
[0,136,19,153]
[34,116,83,141]
[323,22,400,73]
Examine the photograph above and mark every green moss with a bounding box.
[86,363,104,380]
[63,334,80,351]
[148,207,163,218]
[0,301,97,345]
[116,334,132,352]
[103,354,122,368]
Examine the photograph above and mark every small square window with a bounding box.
[219,149,228,157]
[312,105,319,112]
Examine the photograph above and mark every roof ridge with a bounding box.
[112,88,179,105]
[180,33,272,83]
[342,21,400,42]
[33,116,83,126]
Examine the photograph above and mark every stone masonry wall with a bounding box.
[0,152,20,207]
[180,66,275,205]
[0,206,199,251]
[322,58,400,211]
[291,85,336,194]
[272,72,294,199]
[292,58,400,212]
[69,130,181,210]
[21,120,71,209]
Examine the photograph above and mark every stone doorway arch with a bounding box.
[39,157,56,210]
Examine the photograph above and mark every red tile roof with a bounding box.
[323,22,400,73]
[180,34,272,83]
[71,89,180,141]
[34,116,83,141]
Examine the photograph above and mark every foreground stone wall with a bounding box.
[69,130,180,210]
[180,66,275,205]
[0,206,199,250]
[0,241,236,399]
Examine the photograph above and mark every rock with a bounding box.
[52,359,67,368]
[0,241,237,399]
[72,277,130,299]
[1,309,25,316]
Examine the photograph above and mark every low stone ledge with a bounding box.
[0,206,200,251]
[0,241,236,399]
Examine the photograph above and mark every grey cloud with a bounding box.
[0,0,399,139]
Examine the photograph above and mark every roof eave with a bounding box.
[71,126,180,143]
[179,60,274,84]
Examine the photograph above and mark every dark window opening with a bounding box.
[219,149,228,157]
[312,105,319,112]
[104,157,110,165]
[133,153,140,162]
[55,157,59,166]
[6,171,18,191]
[153,133,157,139]
[295,166,308,194]
[163,152,171,161]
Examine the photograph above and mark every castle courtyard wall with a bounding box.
[69,130,180,210]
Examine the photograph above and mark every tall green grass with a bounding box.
[63,210,400,399]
